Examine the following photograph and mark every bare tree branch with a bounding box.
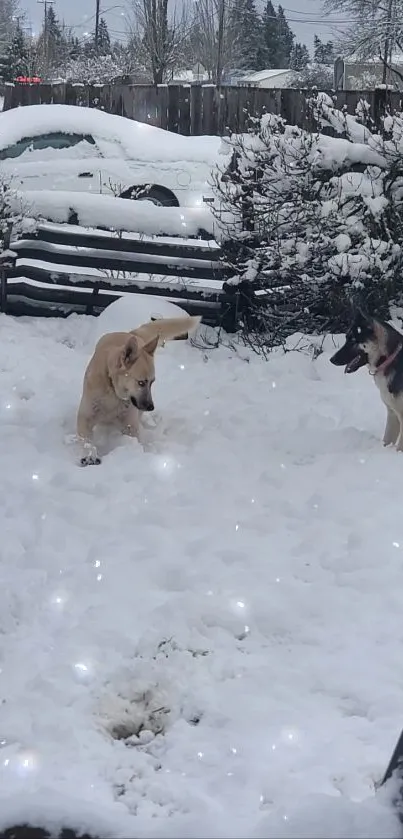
[127,0,193,83]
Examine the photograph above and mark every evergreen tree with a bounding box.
[230,0,266,70]
[261,0,279,68]
[274,5,294,67]
[67,34,81,61]
[85,17,111,56]
[36,4,62,70]
[0,0,19,68]
[290,41,309,71]
[97,17,111,54]
[46,6,61,50]
[313,34,334,65]
[1,20,29,80]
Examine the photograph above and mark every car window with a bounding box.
[0,132,96,160]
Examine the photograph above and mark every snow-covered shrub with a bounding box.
[54,51,141,85]
[0,179,13,242]
[214,94,403,351]
[0,180,30,289]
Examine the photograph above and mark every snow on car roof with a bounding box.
[0,103,222,163]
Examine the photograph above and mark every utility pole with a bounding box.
[95,0,100,53]
[382,0,394,85]
[37,0,55,73]
[216,0,225,85]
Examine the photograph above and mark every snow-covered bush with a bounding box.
[0,179,13,240]
[54,51,141,85]
[214,93,403,351]
[0,179,30,282]
[0,178,28,233]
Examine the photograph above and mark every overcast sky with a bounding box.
[24,0,343,54]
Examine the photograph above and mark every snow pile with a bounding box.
[0,104,222,164]
[0,301,403,836]
[9,189,216,237]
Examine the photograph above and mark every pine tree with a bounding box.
[97,18,111,55]
[274,5,294,67]
[313,34,321,63]
[261,0,278,68]
[290,41,309,71]
[37,4,62,70]
[46,6,61,49]
[1,20,29,80]
[313,34,334,66]
[67,34,81,61]
[230,0,266,70]
[0,0,21,79]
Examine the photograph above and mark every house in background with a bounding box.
[237,68,295,88]
[169,63,208,84]
[334,55,403,90]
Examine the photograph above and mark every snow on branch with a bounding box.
[213,95,403,353]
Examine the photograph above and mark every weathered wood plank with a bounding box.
[5,83,403,135]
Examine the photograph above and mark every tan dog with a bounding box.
[77,314,200,465]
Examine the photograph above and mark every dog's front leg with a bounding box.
[395,417,403,453]
[383,407,400,446]
[77,406,101,466]
[120,405,140,439]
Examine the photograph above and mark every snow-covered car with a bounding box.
[0,104,224,211]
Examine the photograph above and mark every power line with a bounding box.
[279,7,390,24]
[276,15,359,23]
[67,5,126,32]
[283,6,329,13]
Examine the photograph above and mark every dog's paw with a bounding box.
[80,455,101,467]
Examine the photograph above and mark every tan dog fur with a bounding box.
[77,315,200,465]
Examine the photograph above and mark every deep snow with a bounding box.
[0,302,403,838]
[0,104,222,162]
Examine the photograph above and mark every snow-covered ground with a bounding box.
[0,304,403,838]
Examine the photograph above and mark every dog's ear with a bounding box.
[353,306,374,332]
[355,305,371,323]
[143,335,159,356]
[373,319,388,342]
[120,336,139,367]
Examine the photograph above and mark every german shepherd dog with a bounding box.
[330,309,403,450]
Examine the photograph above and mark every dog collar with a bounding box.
[371,343,403,376]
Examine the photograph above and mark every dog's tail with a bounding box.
[134,315,201,345]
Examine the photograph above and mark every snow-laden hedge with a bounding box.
[214,93,403,350]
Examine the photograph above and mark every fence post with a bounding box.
[86,283,100,315]
[0,262,6,312]
[0,222,15,314]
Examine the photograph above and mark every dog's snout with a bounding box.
[130,395,154,411]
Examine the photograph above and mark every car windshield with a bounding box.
[0,132,96,160]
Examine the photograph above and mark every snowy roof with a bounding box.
[342,52,403,65]
[171,70,199,82]
[239,68,292,83]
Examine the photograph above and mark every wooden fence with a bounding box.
[1,222,249,331]
[3,83,402,135]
